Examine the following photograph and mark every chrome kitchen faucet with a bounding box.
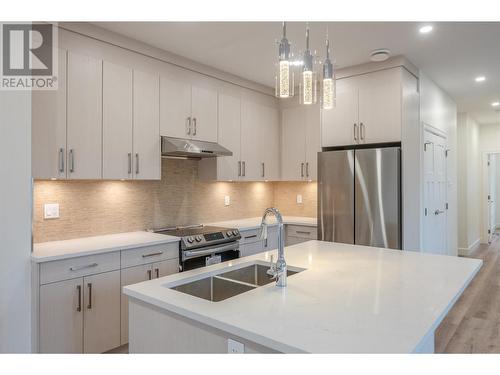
[259,207,287,287]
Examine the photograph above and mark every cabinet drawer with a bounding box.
[286,225,317,240]
[121,242,179,268]
[40,252,120,285]
[239,228,261,244]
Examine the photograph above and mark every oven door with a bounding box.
[180,241,240,272]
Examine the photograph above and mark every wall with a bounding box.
[419,72,458,256]
[33,159,316,243]
[457,113,481,253]
[497,159,500,227]
[0,89,32,352]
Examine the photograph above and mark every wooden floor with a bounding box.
[436,232,500,353]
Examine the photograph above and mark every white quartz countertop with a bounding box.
[32,231,180,263]
[124,241,482,353]
[208,216,317,231]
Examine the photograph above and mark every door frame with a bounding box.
[481,150,500,243]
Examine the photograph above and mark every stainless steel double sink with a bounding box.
[171,263,303,302]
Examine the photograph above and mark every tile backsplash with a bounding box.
[33,159,317,243]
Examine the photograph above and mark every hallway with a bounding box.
[436,232,500,352]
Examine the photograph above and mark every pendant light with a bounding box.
[275,22,294,98]
[299,23,317,105]
[322,30,336,109]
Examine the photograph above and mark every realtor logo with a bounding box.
[1,23,58,90]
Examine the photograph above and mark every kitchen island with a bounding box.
[124,241,481,353]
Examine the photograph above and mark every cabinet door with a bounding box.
[67,52,103,179]
[321,79,358,147]
[217,92,241,181]
[191,85,218,142]
[152,258,179,279]
[160,76,191,138]
[120,264,152,345]
[239,241,265,258]
[102,61,133,180]
[305,104,321,180]
[40,278,83,353]
[83,270,120,353]
[32,48,67,179]
[240,99,263,180]
[281,106,306,180]
[358,71,402,144]
[133,70,161,180]
[261,105,280,180]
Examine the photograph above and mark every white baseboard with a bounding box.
[458,238,480,256]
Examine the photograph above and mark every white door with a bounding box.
[83,270,121,353]
[281,106,306,180]
[487,154,496,242]
[191,85,218,142]
[133,70,161,180]
[102,61,133,180]
[423,130,448,254]
[217,92,241,181]
[321,78,358,147]
[358,70,402,144]
[32,48,67,179]
[240,99,263,180]
[67,52,103,179]
[260,104,280,180]
[39,278,83,353]
[120,264,152,345]
[160,76,192,138]
[305,104,321,180]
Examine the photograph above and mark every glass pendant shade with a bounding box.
[321,37,336,109]
[275,22,294,98]
[299,25,317,105]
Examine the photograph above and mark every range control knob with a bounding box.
[226,231,233,237]
[195,235,202,242]
[232,230,239,236]
[187,236,194,243]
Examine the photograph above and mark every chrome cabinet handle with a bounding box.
[301,163,304,178]
[87,283,92,310]
[306,162,309,177]
[76,285,82,312]
[261,162,265,178]
[135,153,139,174]
[155,268,159,278]
[244,234,257,239]
[296,230,311,235]
[242,161,246,177]
[147,269,152,280]
[360,122,365,140]
[70,263,98,272]
[142,251,163,258]
[435,209,445,215]
[353,123,358,142]
[58,148,64,173]
[238,161,241,177]
[193,118,197,136]
[69,149,75,173]
[186,117,191,135]
[128,153,132,175]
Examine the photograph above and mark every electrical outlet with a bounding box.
[224,195,230,206]
[296,194,303,204]
[44,203,60,219]
[227,338,244,353]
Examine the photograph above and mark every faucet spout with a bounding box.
[260,207,287,287]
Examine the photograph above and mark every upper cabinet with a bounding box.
[322,67,407,147]
[281,103,321,181]
[160,76,217,143]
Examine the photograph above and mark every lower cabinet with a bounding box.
[120,259,178,345]
[239,226,278,257]
[285,225,317,246]
[39,270,120,353]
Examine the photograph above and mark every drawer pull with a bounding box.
[155,268,160,278]
[87,283,92,310]
[147,269,152,280]
[142,251,163,258]
[295,231,311,235]
[70,263,98,272]
[244,235,257,239]
[76,285,82,312]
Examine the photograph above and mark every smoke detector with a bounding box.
[370,49,391,62]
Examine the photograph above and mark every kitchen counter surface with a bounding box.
[208,216,317,231]
[124,241,481,353]
[32,231,180,263]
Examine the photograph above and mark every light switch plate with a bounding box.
[224,195,231,206]
[296,194,303,204]
[44,203,60,219]
[227,338,244,353]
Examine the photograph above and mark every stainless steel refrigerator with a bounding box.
[317,146,401,249]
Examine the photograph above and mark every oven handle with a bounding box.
[183,242,239,260]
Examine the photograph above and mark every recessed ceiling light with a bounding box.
[475,76,486,82]
[419,25,433,34]
[492,102,500,107]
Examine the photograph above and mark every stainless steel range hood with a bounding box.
[161,136,232,159]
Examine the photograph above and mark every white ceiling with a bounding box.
[94,22,500,125]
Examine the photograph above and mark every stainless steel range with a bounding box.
[151,225,241,271]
